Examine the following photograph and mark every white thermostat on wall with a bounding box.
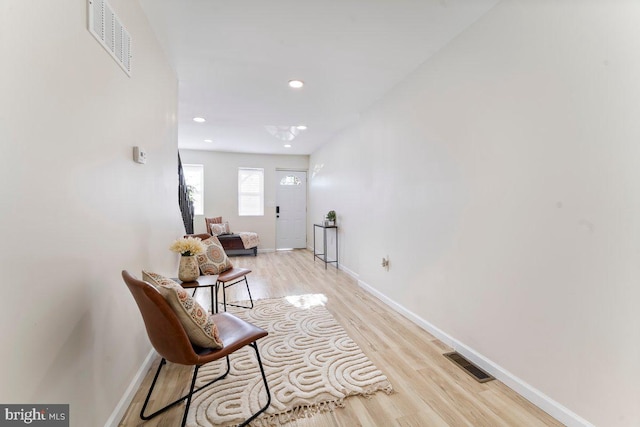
[133,146,147,164]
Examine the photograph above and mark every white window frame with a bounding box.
[238,168,264,216]
[183,164,204,216]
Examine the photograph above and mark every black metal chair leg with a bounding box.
[244,277,254,309]
[140,358,167,420]
[140,356,231,421]
[220,277,254,310]
[214,286,218,313]
[238,342,272,426]
[139,346,268,426]
[181,365,200,427]
[217,280,227,312]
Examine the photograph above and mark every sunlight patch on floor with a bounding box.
[286,293,327,309]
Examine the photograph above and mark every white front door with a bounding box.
[276,170,307,249]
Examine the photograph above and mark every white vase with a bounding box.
[178,255,199,282]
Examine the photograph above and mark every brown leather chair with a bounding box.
[122,271,270,427]
[188,233,254,312]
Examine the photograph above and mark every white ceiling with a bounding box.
[138,0,498,155]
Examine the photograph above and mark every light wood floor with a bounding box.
[120,250,563,427]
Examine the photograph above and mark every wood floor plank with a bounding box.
[119,250,564,426]
[396,408,450,427]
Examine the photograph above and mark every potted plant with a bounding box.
[325,210,336,226]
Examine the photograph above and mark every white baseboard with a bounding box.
[338,263,358,280]
[104,349,156,427]
[357,279,595,427]
[304,246,358,280]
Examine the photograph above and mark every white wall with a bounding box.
[309,1,640,426]
[308,125,366,273]
[179,150,309,250]
[0,1,181,425]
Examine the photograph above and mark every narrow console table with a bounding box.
[313,224,338,269]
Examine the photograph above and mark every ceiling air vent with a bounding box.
[87,0,131,76]
[443,352,495,383]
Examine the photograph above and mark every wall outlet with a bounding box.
[133,146,147,164]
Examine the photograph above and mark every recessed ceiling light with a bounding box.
[204,139,213,143]
[193,117,206,123]
[296,125,307,130]
[284,144,292,148]
[288,80,304,89]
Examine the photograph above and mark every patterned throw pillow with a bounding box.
[210,223,227,236]
[142,271,223,349]
[210,221,232,235]
[197,236,233,275]
[222,221,231,234]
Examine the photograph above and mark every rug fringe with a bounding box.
[232,399,344,427]
[358,382,395,398]
[230,383,395,427]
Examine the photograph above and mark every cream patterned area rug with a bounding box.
[188,294,393,426]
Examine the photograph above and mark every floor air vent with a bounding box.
[443,352,495,383]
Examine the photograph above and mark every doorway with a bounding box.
[276,170,307,249]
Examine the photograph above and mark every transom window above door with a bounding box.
[280,175,302,186]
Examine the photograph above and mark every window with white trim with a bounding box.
[183,164,204,215]
[238,168,264,216]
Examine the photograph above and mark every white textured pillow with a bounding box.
[142,271,223,349]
